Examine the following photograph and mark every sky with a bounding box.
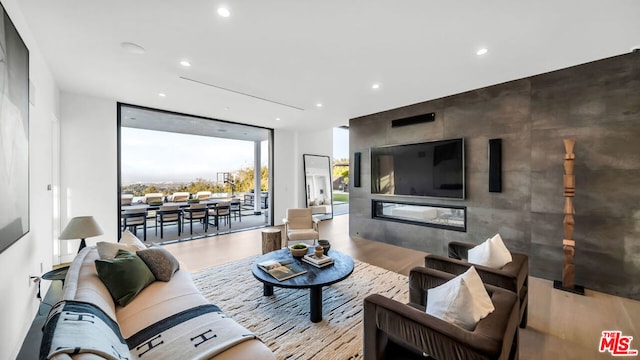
[122,127,350,184]
[121,127,268,184]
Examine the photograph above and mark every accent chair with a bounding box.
[424,241,529,328]
[283,208,320,246]
[363,267,519,360]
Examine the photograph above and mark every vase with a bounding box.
[318,240,331,255]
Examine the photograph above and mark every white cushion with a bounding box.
[426,267,495,330]
[467,233,513,269]
[120,230,147,249]
[96,242,139,259]
[96,231,146,259]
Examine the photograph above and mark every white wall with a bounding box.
[0,1,60,358]
[272,126,333,224]
[58,93,117,262]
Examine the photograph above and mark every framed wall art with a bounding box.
[0,3,30,254]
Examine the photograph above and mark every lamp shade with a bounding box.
[60,216,104,240]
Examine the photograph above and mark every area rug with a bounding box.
[192,256,409,360]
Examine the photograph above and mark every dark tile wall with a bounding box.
[349,53,640,300]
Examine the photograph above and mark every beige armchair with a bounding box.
[283,208,320,246]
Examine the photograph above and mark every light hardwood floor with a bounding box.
[164,215,640,360]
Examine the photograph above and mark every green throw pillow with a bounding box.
[136,246,180,282]
[95,249,156,307]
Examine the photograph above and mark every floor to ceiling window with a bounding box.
[333,126,349,216]
[117,104,273,243]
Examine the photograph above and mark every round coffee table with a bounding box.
[251,248,354,322]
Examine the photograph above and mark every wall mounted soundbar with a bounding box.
[391,112,435,127]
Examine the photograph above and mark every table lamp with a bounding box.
[59,216,104,253]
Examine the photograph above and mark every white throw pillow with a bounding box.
[96,230,147,259]
[120,230,147,250]
[426,267,495,330]
[96,242,139,259]
[467,233,512,269]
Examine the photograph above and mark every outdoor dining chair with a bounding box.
[183,203,208,234]
[156,205,182,239]
[121,208,147,241]
[208,202,231,231]
[230,199,242,222]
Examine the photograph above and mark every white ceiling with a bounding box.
[17,0,640,133]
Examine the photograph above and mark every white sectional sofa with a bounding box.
[40,233,274,360]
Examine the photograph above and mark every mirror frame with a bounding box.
[303,154,333,220]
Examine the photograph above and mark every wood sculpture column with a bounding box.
[555,138,584,294]
[562,139,576,288]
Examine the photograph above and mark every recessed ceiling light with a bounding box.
[180,60,191,67]
[217,7,231,17]
[316,103,323,108]
[276,117,281,121]
[476,48,488,56]
[120,42,145,54]
[372,83,381,90]
[158,93,166,97]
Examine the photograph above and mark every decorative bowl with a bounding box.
[288,243,309,258]
[318,240,331,255]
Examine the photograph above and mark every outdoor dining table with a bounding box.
[121,200,233,233]
[121,199,224,211]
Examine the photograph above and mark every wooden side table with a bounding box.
[261,228,282,254]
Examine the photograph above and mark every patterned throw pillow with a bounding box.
[95,249,156,306]
[136,246,180,282]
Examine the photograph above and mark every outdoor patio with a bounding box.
[125,202,349,245]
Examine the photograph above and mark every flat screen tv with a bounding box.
[370,138,464,199]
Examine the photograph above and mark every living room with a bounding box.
[2,1,639,359]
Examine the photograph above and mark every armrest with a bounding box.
[408,266,456,307]
[364,293,511,360]
[425,254,519,293]
[312,218,320,231]
[448,241,475,260]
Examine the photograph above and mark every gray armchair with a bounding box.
[425,241,529,328]
[363,267,519,360]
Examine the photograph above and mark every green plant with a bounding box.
[333,193,349,202]
[291,243,307,249]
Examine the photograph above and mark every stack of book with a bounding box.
[302,253,334,268]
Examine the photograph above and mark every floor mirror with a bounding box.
[303,154,333,220]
